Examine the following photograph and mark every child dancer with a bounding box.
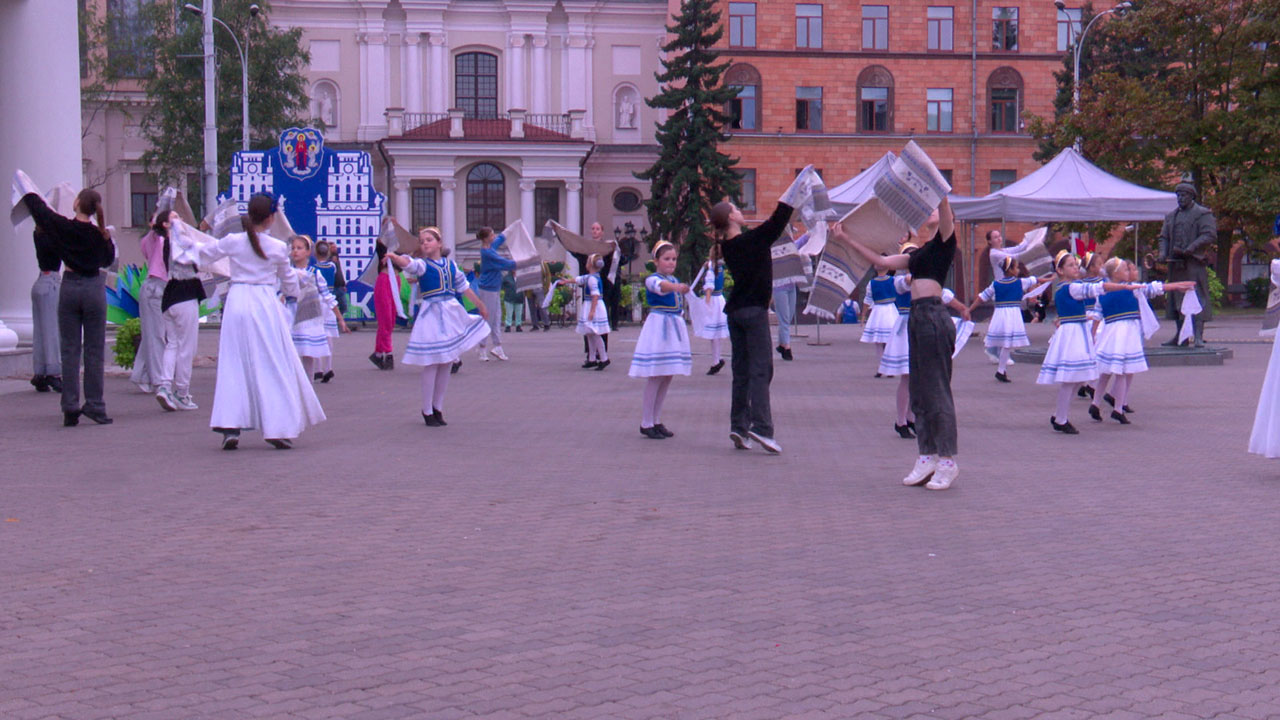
[1037,251,1140,434]
[860,267,898,377]
[369,237,399,370]
[388,227,490,426]
[199,194,325,449]
[968,257,1052,383]
[154,210,205,412]
[570,254,612,370]
[312,240,345,381]
[1077,251,1104,399]
[694,250,729,375]
[288,235,347,381]
[475,227,515,361]
[1088,258,1194,424]
[628,242,692,439]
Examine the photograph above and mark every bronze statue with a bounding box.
[1157,181,1216,347]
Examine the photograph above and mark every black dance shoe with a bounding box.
[1110,410,1131,425]
[450,360,462,374]
[63,411,80,427]
[82,409,113,425]
[423,411,443,427]
[640,426,665,439]
[707,360,725,375]
[368,352,385,369]
[594,359,611,371]
[31,375,49,392]
[1076,385,1090,398]
[1051,417,1080,435]
[780,347,794,361]
[265,438,293,449]
[582,360,599,369]
[894,423,916,439]
[1088,405,1102,422]
[995,372,1011,383]
[47,376,62,393]
[321,371,335,383]
[216,429,240,450]
[653,423,674,438]
[432,409,447,426]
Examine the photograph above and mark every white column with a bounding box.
[358,34,371,128]
[508,34,526,111]
[394,180,411,229]
[428,34,448,113]
[531,35,549,115]
[405,36,423,114]
[583,38,595,135]
[440,179,457,253]
[520,180,536,227]
[565,180,582,234]
[0,0,82,347]
[559,35,570,114]
[363,32,389,140]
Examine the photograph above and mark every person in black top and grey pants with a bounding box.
[709,198,794,454]
[22,189,117,426]
[30,228,63,393]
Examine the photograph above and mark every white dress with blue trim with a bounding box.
[1092,282,1164,375]
[878,276,954,376]
[574,273,612,336]
[860,275,899,344]
[314,261,342,337]
[629,274,692,378]
[1036,281,1104,385]
[401,257,491,366]
[290,267,336,359]
[692,265,729,340]
[1248,260,1280,457]
[978,276,1036,349]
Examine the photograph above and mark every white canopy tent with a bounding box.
[949,147,1177,222]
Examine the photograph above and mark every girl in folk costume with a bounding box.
[1248,239,1280,458]
[694,247,730,376]
[567,254,612,370]
[1087,258,1195,425]
[312,240,346,382]
[629,242,693,439]
[20,189,116,426]
[287,235,348,381]
[860,266,900,377]
[387,227,490,427]
[876,241,970,440]
[1098,259,1161,414]
[199,194,326,449]
[1037,251,1143,434]
[841,199,972,490]
[968,257,1053,383]
[1076,251,1104,399]
[153,210,206,412]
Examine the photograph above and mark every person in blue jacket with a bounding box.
[473,227,515,361]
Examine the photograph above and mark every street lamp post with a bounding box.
[1055,0,1132,149]
[185,3,257,153]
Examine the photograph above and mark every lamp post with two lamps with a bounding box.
[1055,0,1133,149]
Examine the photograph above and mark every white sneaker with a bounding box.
[155,388,178,412]
[1007,356,1016,365]
[729,431,753,450]
[175,394,199,411]
[902,456,938,486]
[491,347,509,361]
[479,348,490,361]
[747,430,781,454]
[926,461,958,490]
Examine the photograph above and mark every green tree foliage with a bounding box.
[1027,0,1280,270]
[635,0,741,279]
[135,1,311,194]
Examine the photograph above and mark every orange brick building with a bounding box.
[712,0,1081,291]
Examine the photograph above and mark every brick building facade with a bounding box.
[714,0,1082,292]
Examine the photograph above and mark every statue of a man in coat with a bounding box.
[1157,180,1216,347]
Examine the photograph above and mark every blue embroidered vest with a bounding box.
[646,274,683,313]
[894,287,912,315]
[314,261,337,287]
[712,269,725,296]
[585,273,601,297]
[418,259,456,299]
[994,277,1023,307]
[1055,283,1088,324]
[869,276,897,304]
[1097,289,1139,322]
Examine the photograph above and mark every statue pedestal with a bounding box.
[0,347,32,379]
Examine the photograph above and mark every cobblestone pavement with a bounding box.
[3,313,1279,719]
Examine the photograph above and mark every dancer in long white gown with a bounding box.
[199,194,326,449]
[1249,240,1280,458]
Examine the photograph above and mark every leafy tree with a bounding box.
[635,0,740,279]
[1027,0,1280,270]
[136,0,311,198]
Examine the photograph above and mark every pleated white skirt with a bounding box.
[629,311,692,377]
[1036,322,1098,385]
[861,303,898,344]
[1250,331,1280,458]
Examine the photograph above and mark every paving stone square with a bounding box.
[3,314,1279,719]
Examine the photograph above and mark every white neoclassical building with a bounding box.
[83,0,671,266]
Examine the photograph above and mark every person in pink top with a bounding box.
[130,218,169,392]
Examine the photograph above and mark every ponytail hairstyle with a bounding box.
[706,239,721,271]
[1000,256,1018,275]
[314,239,330,260]
[242,193,275,260]
[75,189,108,240]
[476,226,494,244]
[708,201,733,244]
[587,253,604,272]
[152,210,175,271]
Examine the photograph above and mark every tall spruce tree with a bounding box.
[635,0,741,279]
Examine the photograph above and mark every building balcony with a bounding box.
[385,108,588,143]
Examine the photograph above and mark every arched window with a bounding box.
[456,51,498,119]
[857,65,894,133]
[725,63,761,131]
[988,67,1023,133]
[466,163,505,232]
